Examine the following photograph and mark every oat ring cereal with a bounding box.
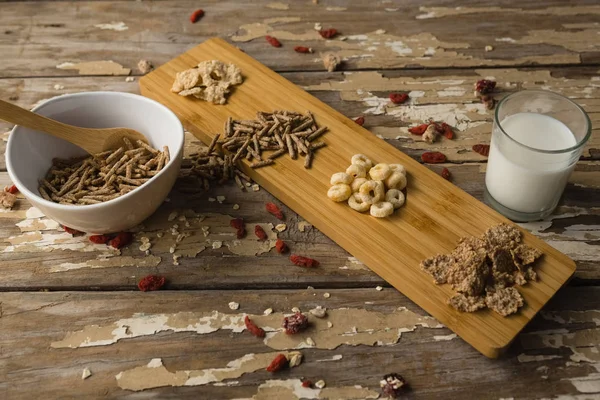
[351,177,368,193]
[385,189,405,209]
[369,163,391,181]
[359,180,385,204]
[384,171,407,191]
[351,154,373,170]
[347,193,370,212]
[370,201,394,218]
[327,184,352,202]
[346,164,367,179]
[388,164,406,176]
[330,172,353,185]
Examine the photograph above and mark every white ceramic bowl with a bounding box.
[6,92,184,234]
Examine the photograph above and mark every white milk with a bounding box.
[485,112,577,214]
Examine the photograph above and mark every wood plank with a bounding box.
[2,288,599,399]
[139,38,576,358]
[1,0,600,78]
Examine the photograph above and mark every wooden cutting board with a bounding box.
[139,37,576,358]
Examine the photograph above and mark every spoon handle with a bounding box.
[0,99,96,153]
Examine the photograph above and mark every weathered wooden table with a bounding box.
[1,1,599,399]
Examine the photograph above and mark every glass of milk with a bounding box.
[484,90,591,222]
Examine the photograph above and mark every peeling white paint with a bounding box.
[433,333,457,341]
[517,354,562,363]
[94,21,129,31]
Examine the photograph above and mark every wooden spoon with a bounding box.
[0,99,148,154]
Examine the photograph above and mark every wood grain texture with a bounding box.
[139,38,576,358]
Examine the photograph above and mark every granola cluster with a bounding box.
[420,224,543,317]
[171,60,242,104]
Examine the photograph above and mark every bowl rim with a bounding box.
[6,91,185,211]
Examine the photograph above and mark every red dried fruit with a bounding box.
[244,316,266,338]
[5,185,18,194]
[389,93,409,104]
[380,373,407,399]
[230,218,244,230]
[265,35,282,47]
[265,202,284,220]
[109,232,133,249]
[138,275,166,292]
[190,9,204,23]
[89,234,111,244]
[441,167,451,180]
[294,46,312,53]
[319,28,338,39]
[290,254,319,267]
[475,79,496,95]
[275,239,288,254]
[441,122,454,140]
[472,144,490,157]
[254,225,268,241]
[266,353,288,372]
[301,379,313,388]
[283,312,309,334]
[408,124,428,135]
[421,152,447,164]
[354,116,365,126]
[63,226,84,236]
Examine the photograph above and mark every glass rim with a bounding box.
[494,89,592,155]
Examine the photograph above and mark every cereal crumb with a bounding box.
[212,240,223,249]
[298,221,311,232]
[217,195,226,203]
[287,351,303,368]
[53,84,65,90]
[169,246,176,254]
[185,221,191,227]
[305,337,316,347]
[309,306,327,318]
[275,223,287,232]
[485,45,494,52]
[0,192,17,209]
[172,254,181,265]
[137,59,153,74]
[81,367,92,380]
[264,308,274,315]
[252,184,260,192]
[327,321,333,328]
[322,53,341,72]
[233,204,240,210]
[291,307,301,313]
[314,380,326,389]
[156,232,164,238]
[376,286,383,291]
[178,215,187,222]
[139,242,152,252]
[314,22,322,31]
[375,29,386,34]
[125,76,135,82]
[323,292,330,298]
[228,301,240,310]
[208,197,216,202]
[175,233,186,243]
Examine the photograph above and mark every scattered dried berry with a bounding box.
[63,226,84,236]
[266,202,284,220]
[5,185,18,194]
[254,225,268,241]
[389,93,408,104]
[380,373,407,399]
[109,232,133,249]
[408,124,428,135]
[294,46,313,53]
[244,316,266,338]
[440,122,454,139]
[89,234,111,244]
[301,379,313,388]
[290,254,319,268]
[138,275,166,292]
[265,35,282,47]
[472,144,490,157]
[190,9,204,23]
[319,28,338,39]
[283,312,309,334]
[266,353,288,372]
[276,239,289,254]
[421,151,447,164]
[354,116,365,126]
[230,218,244,230]
[475,79,496,95]
[441,167,451,180]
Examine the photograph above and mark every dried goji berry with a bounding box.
[190,9,204,23]
[421,152,447,164]
[319,28,338,39]
[302,379,313,388]
[294,46,313,53]
[275,239,288,254]
[408,124,428,135]
[265,35,282,47]
[138,275,166,292]
[283,312,309,334]
[63,226,84,236]
[290,254,319,268]
[266,353,288,372]
[254,225,268,241]
[5,185,18,194]
[265,202,284,220]
[474,79,496,95]
[441,167,451,180]
[230,218,244,230]
[440,122,454,139]
[244,316,266,338]
[354,116,365,126]
[472,144,490,157]
[389,93,408,104]
[381,373,407,398]
[89,234,111,244]
[109,232,133,249]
